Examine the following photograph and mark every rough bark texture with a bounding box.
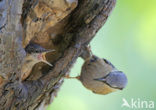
[0,0,116,109]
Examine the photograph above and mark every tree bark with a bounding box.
[0,0,116,109]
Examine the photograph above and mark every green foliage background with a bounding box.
[48,0,156,110]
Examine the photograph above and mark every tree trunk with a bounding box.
[0,0,116,109]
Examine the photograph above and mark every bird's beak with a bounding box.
[41,53,53,66]
[41,59,53,67]
[41,50,55,67]
[42,49,55,56]
[45,49,55,53]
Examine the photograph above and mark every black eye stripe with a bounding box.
[103,59,109,64]
[103,59,115,68]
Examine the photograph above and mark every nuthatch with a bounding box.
[20,43,54,81]
[67,55,128,95]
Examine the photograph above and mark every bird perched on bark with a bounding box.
[20,42,54,81]
[67,55,128,95]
